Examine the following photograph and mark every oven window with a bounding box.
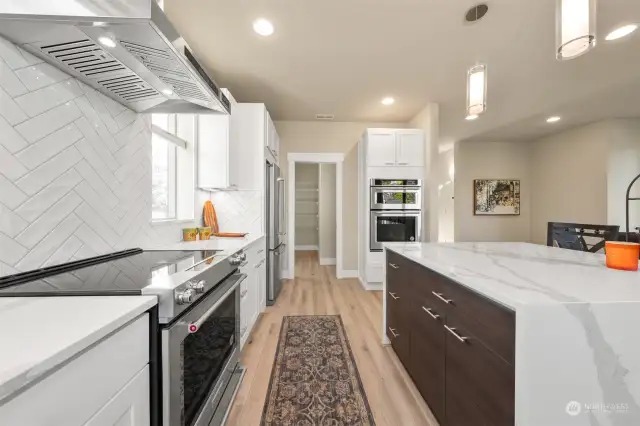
[182,291,236,426]
[375,191,417,205]
[375,216,418,242]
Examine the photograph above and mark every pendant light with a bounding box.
[556,0,596,60]
[467,64,487,117]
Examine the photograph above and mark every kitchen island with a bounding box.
[382,242,640,426]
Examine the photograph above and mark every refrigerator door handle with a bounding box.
[277,177,287,236]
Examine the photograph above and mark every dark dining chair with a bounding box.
[547,222,620,253]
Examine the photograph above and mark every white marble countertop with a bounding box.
[143,233,264,253]
[0,296,156,403]
[384,242,640,310]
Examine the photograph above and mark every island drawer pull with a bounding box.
[444,325,468,343]
[422,306,440,320]
[388,263,399,269]
[388,292,400,300]
[388,327,399,338]
[432,291,453,304]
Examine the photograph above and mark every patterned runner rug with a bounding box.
[261,315,376,426]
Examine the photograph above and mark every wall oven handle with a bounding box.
[188,274,247,333]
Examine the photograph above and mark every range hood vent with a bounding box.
[40,39,161,104]
[0,1,230,115]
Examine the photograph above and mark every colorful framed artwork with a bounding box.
[474,179,520,215]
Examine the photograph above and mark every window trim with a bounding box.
[152,124,188,149]
[151,114,195,224]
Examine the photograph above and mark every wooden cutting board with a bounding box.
[213,232,248,238]
[203,202,247,237]
[203,201,219,234]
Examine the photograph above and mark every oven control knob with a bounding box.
[176,289,196,305]
[194,280,206,294]
[239,253,247,261]
[229,255,242,266]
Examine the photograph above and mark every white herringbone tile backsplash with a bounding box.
[0,36,262,277]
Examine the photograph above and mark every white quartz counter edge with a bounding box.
[0,296,157,404]
[143,233,264,253]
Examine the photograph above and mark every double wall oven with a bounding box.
[370,179,422,251]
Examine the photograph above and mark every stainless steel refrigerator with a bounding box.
[265,160,285,305]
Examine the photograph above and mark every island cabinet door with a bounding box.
[410,299,446,424]
[444,320,515,426]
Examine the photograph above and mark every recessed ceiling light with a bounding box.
[253,18,274,36]
[381,97,395,106]
[162,88,173,96]
[465,114,479,120]
[547,116,561,123]
[97,36,116,48]
[605,24,638,41]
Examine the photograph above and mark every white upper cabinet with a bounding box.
[367,131,397,166]
[198,91,277,190]
[395,130,424,167]
[197,114,231,189]
[265,110,279,162]
[365,128,424,167]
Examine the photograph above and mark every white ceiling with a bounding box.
[165,0,640,143]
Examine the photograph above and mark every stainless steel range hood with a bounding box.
[0,1,230,114]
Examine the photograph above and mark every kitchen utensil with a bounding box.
[213,233,248,238]
[203,201,219,234]
[198,227,212,240]
[183,228,198,241]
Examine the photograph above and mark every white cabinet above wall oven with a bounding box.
[364,129,424,167]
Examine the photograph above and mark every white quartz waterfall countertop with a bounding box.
[0,296,156,404]
[384,242,640,310]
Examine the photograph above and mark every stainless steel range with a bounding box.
[0,248,248,426]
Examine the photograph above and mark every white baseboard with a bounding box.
[319,257,336,266]
[337,269,359,279]
[358,275,383,291]
[295,245,318,251]
[366,282,383,291]
[358,276,367,290]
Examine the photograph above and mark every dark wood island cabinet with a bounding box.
[385,250,515,426]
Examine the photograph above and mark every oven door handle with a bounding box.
[188,273,247,333]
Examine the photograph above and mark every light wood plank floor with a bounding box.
[226,251,438,426]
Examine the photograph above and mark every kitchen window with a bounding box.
[151,114,195,222]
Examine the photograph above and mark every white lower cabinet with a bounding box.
[84,366,150,426]
[240,239,267,349]
[0,314,150,426]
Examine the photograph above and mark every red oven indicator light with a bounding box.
[188,324,198,333]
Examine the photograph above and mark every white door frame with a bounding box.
[285,153,345,279]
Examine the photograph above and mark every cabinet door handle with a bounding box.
[388,327,399,338]
[388,292,399,300]
[388,263,399,269]
[384,162,395,165]
[432,291,453,304]
[444,325,468,343]
[398,162,409,165]
[422,306,440,320]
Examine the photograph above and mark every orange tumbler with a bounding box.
[605,241,640,271]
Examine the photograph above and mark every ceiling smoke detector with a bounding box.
[465,4,489,23]
[315,114,335,120]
